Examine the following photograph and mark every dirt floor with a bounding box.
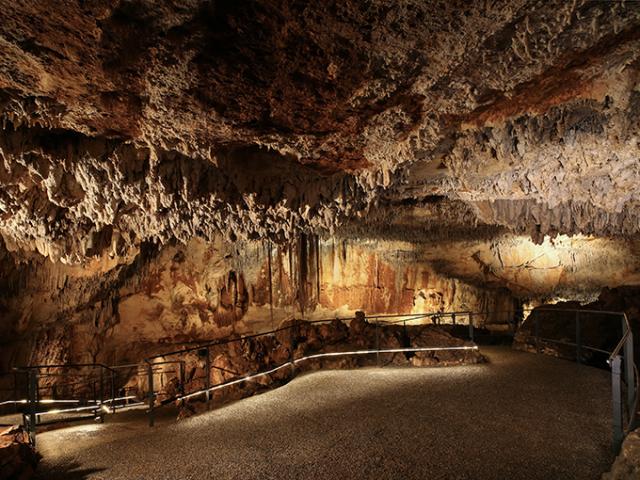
[33,347,613,480]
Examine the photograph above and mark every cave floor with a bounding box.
[33,346,613,480]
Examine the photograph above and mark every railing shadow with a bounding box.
[35,461,107,480]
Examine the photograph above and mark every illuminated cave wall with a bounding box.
[4,226,639,375]
[0,236,515,370]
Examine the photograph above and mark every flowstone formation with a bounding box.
[0,236,510,373]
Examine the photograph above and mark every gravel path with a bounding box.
[34,347,613,480]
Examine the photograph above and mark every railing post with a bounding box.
[27,369,38,446]
[403,320,409,349]
[622,315,635,422]
[98,368,105,423]
[468,312,474,342]
[375,321,380,367]
[575,311,581,364]
[452,313,456,326]
[147,362,155,427]
[611,355,624,453]
[179,361,185,398]
[290,324,296,378]
[204,347,211,409]
[13,371,18,414]
[111,370,116,414]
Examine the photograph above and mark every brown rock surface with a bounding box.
[0,425,39,480]
[0,1,638,261]
[0,235,512,384]
[514,287,640,364]
[603,428,640,480]
[169,318,483,416]
[1,8,640,469]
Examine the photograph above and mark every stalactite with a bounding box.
[298,233,308,318]
[267,240,274,330]
[277,245,284,307]
[316,235,321,303]
[288,241,295,317]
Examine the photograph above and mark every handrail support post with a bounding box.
[98,368,105,423]
[179,361,186,398]
[205,347,211,409]
[611,355,624,454]
[111,370,116,414]
[290,324,296,378]
[535,315,540,354]
[375,321,380,367]
[147,362,155,427]
[27,369,38,446]
[622,315,635,421]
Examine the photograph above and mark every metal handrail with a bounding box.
[5,306,637,454]
[142,312,485,425]
[144,309,503,361]
[176,345,479,403]
[520,309,630,359]
[520,308,638,453]
[609,313,634,364]
[5,362,136,445]
[14,363,116,373]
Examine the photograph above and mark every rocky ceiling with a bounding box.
[0,0,639,270]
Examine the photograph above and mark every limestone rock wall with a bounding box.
[0,235,514,374]
[0,1,639,262]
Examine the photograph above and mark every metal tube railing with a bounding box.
[7,362,143,444]
[3,307,637,454]
[521,309,638,453]
[176,346,479,402]
[141,312,483,422]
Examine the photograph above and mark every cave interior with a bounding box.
[1,1,640,479]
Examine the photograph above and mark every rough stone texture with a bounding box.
[1,7,640,477]
[0,1,639,373]
[0,1,638,261]
[0,425,39,480]
[0,235,497,392]
[603,428,640,480]
[514,287,640,364]
[163,318,483,417]
[3,229,640,388]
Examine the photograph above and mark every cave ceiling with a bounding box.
[0,0,639,276]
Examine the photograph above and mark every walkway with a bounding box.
[33,347,613,479]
